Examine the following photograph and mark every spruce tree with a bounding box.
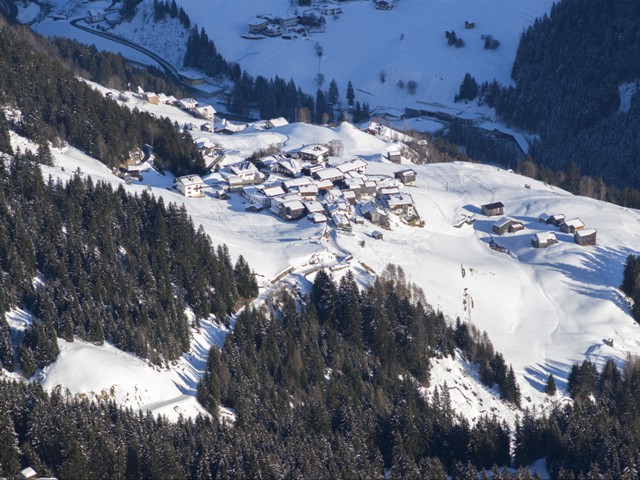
[545,373,557,396]
[346,81,355,107]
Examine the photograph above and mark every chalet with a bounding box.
[302,164,325,176]
[492,217,524,235]
[314,179,334,191]
[126,164,146,180]
[279,16,298,28]
[127,147,145,165]
[200,123,214,132]
[560,218,585,234]
[313,167,344,184]
[481,202,504,217]
[271,198,306,221]
[227,161,263,184]
[176,175,208,198]
[272,158,303,178]
[177,98,198,110]
[157,93,176,105]
[194,105,216,121]
[299,144,329,164]
[332,212,352,231]
[16,467,37,480]
[304,200,325,215]
[265,117,289,129]
[262,185,285,197]
[216,122,247,135]
[248,18,269,33]
[263,24,284,37]
[283,177,313,192]
[143,92,159,104]
[241,186,267,206]
[362,180,378,195]
[394,169,417,186]
[342,190,357,205]
[87,9,105,22]
[387,150,402,164]
[574,228,597,246]
[309,212,327,223]
[343,177,365,193]
[377,186,401,198]
[320,6,342,16]
[297,184,319,200]
[361,202,386,226]
[226,175,244,192]
[531,232,558,248]
[381,193,416,217]
[337,158,368,175]
[371,230,384,240]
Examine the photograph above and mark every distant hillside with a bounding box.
[495,0,640,188]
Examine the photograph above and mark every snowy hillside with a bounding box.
[7,86,640,424]
[25,0,554,122]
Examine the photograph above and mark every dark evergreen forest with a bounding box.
[0,23,205,176]
[493,0,640,189]
[0,141,258,370]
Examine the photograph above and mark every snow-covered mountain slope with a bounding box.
[26,0,553,119]
[7,91,640,423]
[175,0,553,113]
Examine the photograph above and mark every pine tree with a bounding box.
[545,373,557,395]
[327,79,339,106]
[346,81,355,107]
[0,317,14,371]
[0,111,12,156]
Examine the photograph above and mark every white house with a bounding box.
[271,158,302,178]
[176,175,208,198]
[336,158,367,175]
[299,144,329,164]
[87,9,105,22]
[228,161,261,182]
[313,167,343,183]
[194,105,216,121]
[266,117,289,129]
[177,98,198,110]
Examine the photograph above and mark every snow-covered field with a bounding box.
[7,89,640,423]
[27,0,554,121]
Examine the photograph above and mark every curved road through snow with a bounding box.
[69,17,181,81]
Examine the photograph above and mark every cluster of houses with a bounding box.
[481,202,597,248]
[174,143,421,232]
[246,14,301,38]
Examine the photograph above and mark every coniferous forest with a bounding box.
[493,0,640,190]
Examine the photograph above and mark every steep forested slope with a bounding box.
[0,144,256,370]
[495,0,640,188]
[0,22,204,175]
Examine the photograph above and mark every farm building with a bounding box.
[394,169,417,186]
[481,202,505,216]
[387,150,402,163]
[574,228,597,246]
[560,218,585,233]
[371,230,384,240]
[531,232,558,248]
[547,214,566,226]
[492,217,524,235]
[265,117,289,129]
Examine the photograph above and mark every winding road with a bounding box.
[70,17,180,81]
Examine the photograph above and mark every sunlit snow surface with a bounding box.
[7,87,640,424]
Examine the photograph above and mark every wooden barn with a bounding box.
[481,201,504,217]
[531,232,558,248]
[574,228,597,246]
[492,217,524,235]
[394,169,417,186]
[560,218,585,234]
